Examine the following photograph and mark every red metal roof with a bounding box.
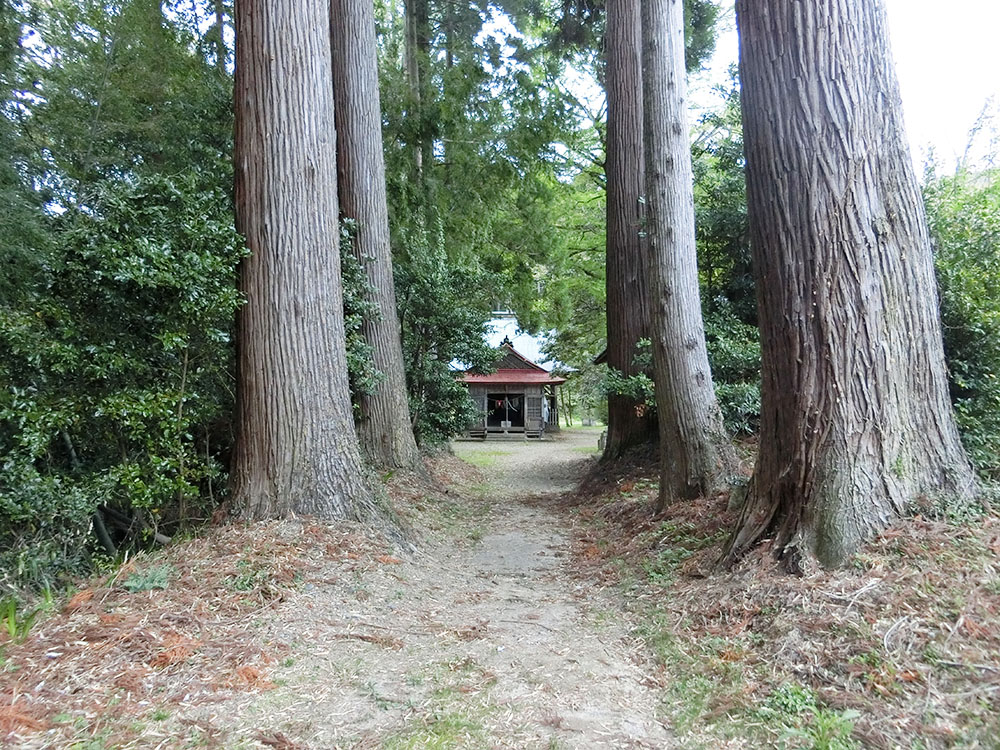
[461,370,566,385]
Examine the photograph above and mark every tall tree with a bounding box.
[725,0,976,568]
[642,0,733,509]
[603,0,654,458]
[19,0,232,205]
[211,0,228,72]
[402,0,431,183]
[330,0,421,469]
[230,0,376,520]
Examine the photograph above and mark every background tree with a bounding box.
[377,0,574,442]
[0,0,48,305]
[534,0,721,448]
[1,0,242,587]
[602,0,653,458]
[20,0,231,205]
[925,166,1000,478]
[331,0,420,469]
[642,0,733,508]
[725,0,976,569]
[230,0,376,521]
[690,75,762,437]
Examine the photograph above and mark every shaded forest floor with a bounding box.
[2,427,999,748]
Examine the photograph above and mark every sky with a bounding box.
[485,315,556,370]
[692,1,1000,172]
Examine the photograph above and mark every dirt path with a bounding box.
[12,429,673,749]
[182,428,672,749]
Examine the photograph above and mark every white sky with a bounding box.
[884,0,999,169]
[486,316,557,370]
[692,1,1000,172]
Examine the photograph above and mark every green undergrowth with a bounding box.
[639,611,860,748]
[1,588,55,647]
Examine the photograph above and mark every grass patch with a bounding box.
[386,658,498,749]
[383,710,487,749]
[458,450,512,468]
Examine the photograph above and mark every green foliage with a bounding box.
[533,172,607,423]
[395,219,499,444]
[682,0,721,73]
[689,74,762,435]
[377,1,582,441]
[599,319,760,439]
[0,467,97,589]
[0,172,245,589]
[19,0,232,204]
[1,595,40,642]
[544,70,758,433]
[121,564,171,593]
[604,367,656,405]
[379,0,576,318]
[924,169,1000,477]
[225,558,268,592]
[527,0,720,74]
[339,219,385,410]
[704,300,761,435]
[1,1,238,591]
[693,70,755,325]
[0,2,51,305]
[757,683,860,750]
[604,339,655,406]
[643,518,726,584]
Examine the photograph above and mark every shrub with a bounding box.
[0,172,245,589]
[704,300,761,436]
[924,169,1000,477]
[394,220,498,445]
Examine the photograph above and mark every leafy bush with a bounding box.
[600,315,761,438]
[0,467,95,594]
[0,172,245,589]
[703,300,761,436]
[394,220,498,445]
[603,339,656,407]
[924,169,1000,477]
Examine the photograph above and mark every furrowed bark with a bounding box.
[331,0,422,469]
[642,0,735,510]
[230,0,379,522]
[604,0,656,459]
[726,0,976,568]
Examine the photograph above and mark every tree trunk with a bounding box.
[230,0,378,522]
[331,0,421,469]
[403,0,431,181]
[603,0,656,459]
[642,0,734,510]
[213,0,226,73]
[726,0,976,568]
